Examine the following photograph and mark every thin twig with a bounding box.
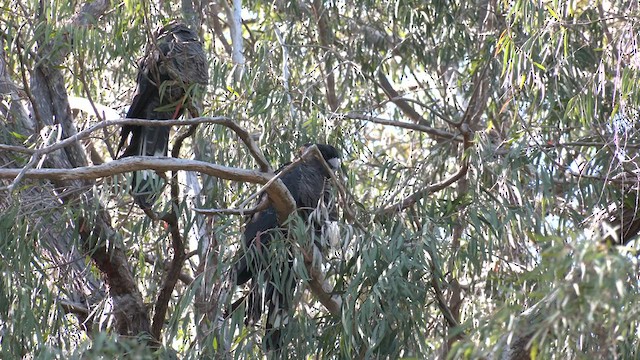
[193,199,270,216]
[379,127,473,215]
[143,253,194,284]
[343,112,462,142]
[0,144,35,154]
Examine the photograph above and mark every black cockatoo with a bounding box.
[233,143,341,351]
[117,22,208,208]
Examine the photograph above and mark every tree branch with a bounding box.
[379,158,469,215]
[0,156,265,181]
[152,210,185,339]
[377,71,431,127]
[312,0,339,112]
[193,200,270,216]
[343,112,462,142]
[78,214,151,336]
[143,253,194,285]
[0,156,295,224]
[151,113,200,339]
[3,117,272,192]
[301,248,341,316]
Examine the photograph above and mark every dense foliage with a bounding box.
[1,0,640,359]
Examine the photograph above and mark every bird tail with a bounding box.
[127,125,171,209]
[130,168,164,209]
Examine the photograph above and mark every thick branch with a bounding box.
[0,157,266,181]
[78,215,150,336]
[4,117,271,173]
[0,156,294,223]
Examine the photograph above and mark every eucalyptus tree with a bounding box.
[0,0,639,359]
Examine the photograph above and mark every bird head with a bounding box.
[301,143,341,170]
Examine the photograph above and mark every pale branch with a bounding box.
[0,156,266,182]
[215,118,272,173]
[384,95,455,126]
[274,26,297,121]
[3,116,272,193]
[226,0,245,79]
[343,112,462,142]
[2,117,271,180]
[3,118,214,192]
[379,162,468,215]
[5,146,41,193]
[0,156,295,224]
[4,116,235,160]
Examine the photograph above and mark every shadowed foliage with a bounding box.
[1,1,640,359]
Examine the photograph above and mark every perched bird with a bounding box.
[117,22,208,208]
[233,143,341,351]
